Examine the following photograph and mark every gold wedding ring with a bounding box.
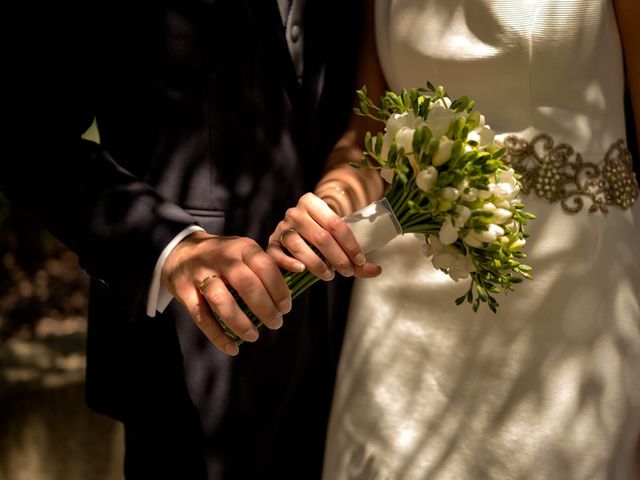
[198,274,219,294]
[279,228,297,246]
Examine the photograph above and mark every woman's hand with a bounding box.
[267,192,381,279]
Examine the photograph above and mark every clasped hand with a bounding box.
[162,193,380,356]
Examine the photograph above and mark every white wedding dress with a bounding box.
[323,1,640,479]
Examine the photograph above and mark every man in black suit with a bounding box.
[0,1,362,477]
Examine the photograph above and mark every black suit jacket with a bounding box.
[1,1,361,477]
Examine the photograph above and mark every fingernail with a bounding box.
[354,253,366,265]
[344,267,354,277]
[268,316,284,329]
[225,343,239,356]
[278,298,292,314]
[323,270,335,281]
[293,262,306,272]
[243,328,259,342]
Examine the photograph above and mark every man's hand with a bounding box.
[162,231,291,356]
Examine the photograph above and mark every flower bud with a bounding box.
[453,205,471,228]
[441,186,460,201]
[492,208,513,224]
[509,238,527,251]
[416,166,438,193]
[395,127,415,154]
[439,218,459,245]
[432,136,453,166]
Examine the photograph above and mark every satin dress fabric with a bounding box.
[323,1,640,479]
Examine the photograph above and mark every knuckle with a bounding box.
[312,229,331,247]
[300,192,315,204]
[284,208,298,222]
[334,258,352,272]
[309,257,328,273]
[252,254,277,273]
[241,237,259,250]
[234,273,260,295]
[191,306,210,327]
[327,215,347,233]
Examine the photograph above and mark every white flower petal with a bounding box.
[432,136,453,166]
[441,186,460,201]
[395,127,415,154]
[416,166,438,193]
[492,208,513,224]
[439,218,459,245]
[432,252,457,270]
[463,231,485,248]
[453,205,471,228]
[426,105,456,139]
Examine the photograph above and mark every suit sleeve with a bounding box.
[0,4,197,318]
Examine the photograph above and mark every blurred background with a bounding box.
[0,123,124,480]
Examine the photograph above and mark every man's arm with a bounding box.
[0,3,290,355]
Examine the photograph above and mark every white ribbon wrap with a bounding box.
[344,198,402,253]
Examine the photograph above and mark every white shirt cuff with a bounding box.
[145,225,205,317]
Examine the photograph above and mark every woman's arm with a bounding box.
[267,0,387,279]
[614,0,640,144]
[314,0,388,217]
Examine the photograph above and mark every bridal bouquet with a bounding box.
[224,83,534,343]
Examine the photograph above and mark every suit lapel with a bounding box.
[244,0,302,108]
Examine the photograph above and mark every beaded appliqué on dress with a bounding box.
[501,133,639,213]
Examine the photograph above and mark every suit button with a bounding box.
[290,24,301,43]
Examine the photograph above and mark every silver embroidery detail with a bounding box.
[501,133,639,213]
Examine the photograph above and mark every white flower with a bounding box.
[426,105,456,139]
[441,186,460,201]
[439,217,459,245]
[432,251,458,270]
[509,238,527,251]
[453,205,471,228]
[463,223,505,247]
[395,127,415,154]
[380,110,426,162]
[467,126,495,147]
[478,189,493,200]
[432,97,453,109]
[386,111,415,135]
[490,168,520,201]
[425,235,475,281]
[482,202,512,225]
[380,130,394,162]
[432,136,453,166]
[380,167,395,183]
[449,255,476,281]
[462,187,478,202]
[416,166,438,193]
[492,208,513,224]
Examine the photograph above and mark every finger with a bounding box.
[244,248,293,317]
[225,262,285,330]
[187,293,240,356]
[266,240,306,273]
[280,227,335,281]
[353,261,382,278]
[303,194,367,267]
[198,273,261,342]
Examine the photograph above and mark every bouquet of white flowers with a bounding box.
[224,83,534,343]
